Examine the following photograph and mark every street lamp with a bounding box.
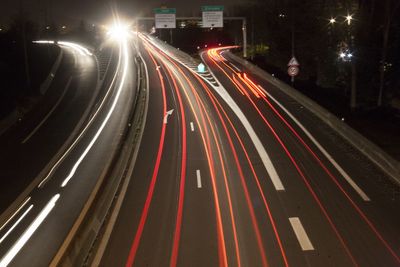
[345,14,353,25]
[107,23,130,41]
[329,18,336,24]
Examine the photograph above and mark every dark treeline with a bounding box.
[228,0,400,109]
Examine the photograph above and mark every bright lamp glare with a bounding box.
[107,24,130,41]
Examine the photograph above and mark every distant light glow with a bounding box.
[107,23,130,41]
[339,50,353,61]
[329,18,336,24]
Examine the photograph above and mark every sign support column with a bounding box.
[243,18,247,58]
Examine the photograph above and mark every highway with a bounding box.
[96,35,400,267]
[0,37,136,266]
[0,31,399,267]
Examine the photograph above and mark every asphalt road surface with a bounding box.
[1,33,399,267]
[98,36,400,267]
[0,39,136,267]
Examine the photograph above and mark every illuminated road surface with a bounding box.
[1,32,399,267]
[98,35,400,267]
[0,38,136,266]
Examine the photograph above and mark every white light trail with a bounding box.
[34,40,92,56]
[0,197,31,232]
[0,194,60,267]
[58,41,93,56]
[61,39,130,187]
[0,205,33,244]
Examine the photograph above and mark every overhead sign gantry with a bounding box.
[154,8,176,29]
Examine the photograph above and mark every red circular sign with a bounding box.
[288,66,299,77]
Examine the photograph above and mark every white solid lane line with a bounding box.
[0,194,60,267]
[288,217,314,251]
[0,205,33,244]
[196,170,202,188]
[22,77,73,144]
[199,53,285,191]
[265,92,370,201]
[0,197,31,232]
[190,122,195,132]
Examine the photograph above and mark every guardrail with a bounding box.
[50,54,148,266]
[228,52,400,185]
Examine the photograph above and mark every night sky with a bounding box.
[0,0,251,27]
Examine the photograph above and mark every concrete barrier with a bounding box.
[227,52,400,185]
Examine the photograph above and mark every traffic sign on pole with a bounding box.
[154,8,176,29]
[288,57,300,67]
[288,66,299,77]
[288,56,300,80]
[202,6,224,28]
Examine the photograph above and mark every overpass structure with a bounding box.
[136,17,248,57]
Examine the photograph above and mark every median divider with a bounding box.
[227,52,400,185]
[50,54,148,266]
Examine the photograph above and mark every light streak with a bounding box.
[0,205,33,244]
[0,197,31,233]
[0,194,60,267]
[61,39,129,187]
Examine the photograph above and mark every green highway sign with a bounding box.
[202,6,224,28]
[154,7,176,28]
[154,8,176,14]
[202,6,224,12]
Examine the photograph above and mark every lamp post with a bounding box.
[345,14,357,110]
[331,13,357,109]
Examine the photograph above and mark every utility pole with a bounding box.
[20,0,31,93]
[242,18,247,58]
[291,0,295,86]
[251,6,254,60]
[348,20,357,109]
[377,0,399,107]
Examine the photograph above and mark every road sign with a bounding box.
[197,63,206,73]
[202,6,224,28]
[154,8,176,29]
[288,57,300,67]
[288,66,299,77]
